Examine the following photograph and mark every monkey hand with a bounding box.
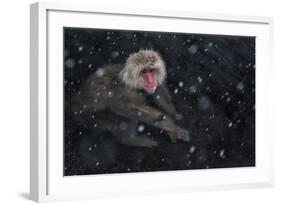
[168,127,190,143]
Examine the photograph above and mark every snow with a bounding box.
[78,46,84,52]
[137,125,145,132]
[178,81,184,87]
[198,96,210,111]
[111,51,119,58]
[95,68,105,77]
[189,146,196,153]
[174,88,179,94]
[197,76,203,83]
[237,82,244,91]
[188,44,198,54]
[189,85,197,93]
[186,161,192,166]
[219,149,226,158]
[228,122,233,127]
[65,59,75,69]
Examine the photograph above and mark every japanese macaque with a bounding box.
[72,49,190,147]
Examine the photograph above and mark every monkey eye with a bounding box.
[141,68,156,74]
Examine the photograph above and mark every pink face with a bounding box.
[140,67,157,93]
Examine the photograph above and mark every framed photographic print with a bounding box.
[30,2,274,202]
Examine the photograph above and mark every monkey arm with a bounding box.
[109,101,190,142]
[110,100,172,130]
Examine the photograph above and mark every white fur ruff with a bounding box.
[119,49,166,91]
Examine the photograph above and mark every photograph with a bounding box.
[63,27,255,176]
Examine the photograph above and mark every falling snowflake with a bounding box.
[178,81,184,87]
[188,44,198,54]
[219,149,226,158]
[197,76,203,83]
[198,96,210,111]
[111,51,119,59]
[65,59,75,69]
[237,82,244,91]
[95,68,105,77]
[78,46,83,52]
[189,85,197,93]
[189,146,196,153]
[137,125,145,132]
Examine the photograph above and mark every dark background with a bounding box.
[63,27,255,176]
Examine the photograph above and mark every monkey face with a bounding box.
[120,49,167,94]
[140,67,158,93]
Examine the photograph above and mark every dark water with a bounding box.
[63,27,255,176]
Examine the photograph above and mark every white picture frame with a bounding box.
[30,1,274,202]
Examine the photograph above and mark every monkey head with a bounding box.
[120,49,166,94]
